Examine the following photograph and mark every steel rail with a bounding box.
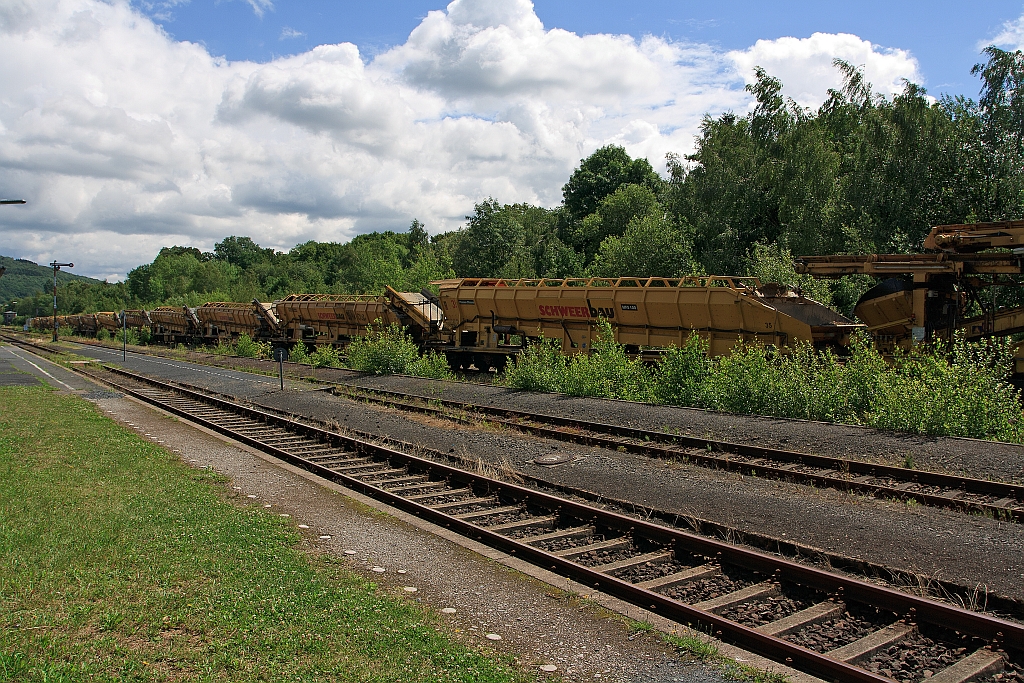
[330,384,1023,522]
[81,364,1021,682]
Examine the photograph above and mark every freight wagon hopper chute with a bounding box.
[433,277,861,369]
[385,286,444,343]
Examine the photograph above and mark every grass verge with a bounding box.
[0,385,530,683]
[661,632,789,683]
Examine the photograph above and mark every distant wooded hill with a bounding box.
[0,255,103,306]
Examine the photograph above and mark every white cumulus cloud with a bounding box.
[985,12,1024,51]
[0,0,924,280]
[729,33,923,108]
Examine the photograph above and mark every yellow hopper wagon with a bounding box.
[433,277,861,371]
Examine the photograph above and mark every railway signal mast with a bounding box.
[50,261,73,342]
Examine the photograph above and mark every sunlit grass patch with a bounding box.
[0,385,529,683]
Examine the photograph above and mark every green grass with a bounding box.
[0,386,531,683]
[661,633,788,683]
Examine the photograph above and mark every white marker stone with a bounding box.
[440,608,456,614]
[319,535,331,540]
[371,566,386,573]
[344,550,357,555]
[539,665,558,673]
[247,495,257,499]
[485,633,502,641]
[403,586,417,593]
[397,569,407,574]
[263,504,272,508]
[298,524,309,529]
[279,513,290,517]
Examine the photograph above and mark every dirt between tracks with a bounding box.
[241,388,1024,606]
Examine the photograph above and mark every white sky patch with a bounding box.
[0,0,923,279]
[279,26,304,40]
[729,33,923,108]
[984,12,1024,51]
[245,0,272,19]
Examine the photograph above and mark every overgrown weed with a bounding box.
[501,328,1024,442]
[346,319,453,379]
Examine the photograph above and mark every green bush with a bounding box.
[208,341,234,355]
[346,320,420,375]
[289,343,310,364]
[501,336,565,393]
[309,344,342,368]
[96,328,110,341]
[407,351,455,380]
[561,320,654,401]
[502,320,653,401]
[235,334,271,359]
[866,335,1022,441]
[114,328,139,346]
[501,324,1024,442]
[653,333,713,406]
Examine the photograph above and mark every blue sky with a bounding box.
[5,0,1024,279]
[142,0,1024,98]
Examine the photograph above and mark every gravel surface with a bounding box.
[661,568,763,604]
[863,627,972,682]
[787,605,895,653]
[55,343,1024,604]
[334,372,1024,485]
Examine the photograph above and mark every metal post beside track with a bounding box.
[49,261,73,342]
[274,346,287,391]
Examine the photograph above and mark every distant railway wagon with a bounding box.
[433,276,860,370]
[95,312,121,333]
[149,306,201,344]
[123,310,151,329]
[274,293,393,344]
[275,288,442,347]
[194,302,280,342]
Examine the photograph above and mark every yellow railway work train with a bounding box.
[28,276,860,371]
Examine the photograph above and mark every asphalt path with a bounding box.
[62,342,309,399]
[0,344,92,391]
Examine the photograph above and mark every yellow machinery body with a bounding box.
[434,277,860,368]
[797,222,1024,359]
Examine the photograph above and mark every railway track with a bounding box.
[328,384,1024,523]
[7,332,1023,523]
[58,360,1021,683]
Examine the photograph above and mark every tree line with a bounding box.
[11,47,1024,319]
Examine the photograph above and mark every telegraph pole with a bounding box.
[50,261,73,342]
